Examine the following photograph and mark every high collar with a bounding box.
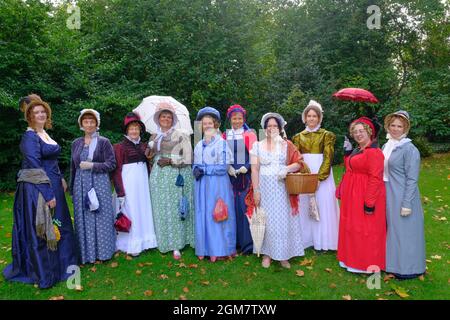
[305,125,321,133]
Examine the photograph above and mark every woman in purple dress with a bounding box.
[3,96,78,288]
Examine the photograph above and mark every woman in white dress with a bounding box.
[112,112,157,256]
[250,113,305,269]
[292,100,339,251]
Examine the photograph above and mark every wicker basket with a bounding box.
[285,161,319,195]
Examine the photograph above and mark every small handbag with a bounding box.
[213,197,228,222]
[176,169,189,220]
[179,196,190,221]
[114,211,132,233]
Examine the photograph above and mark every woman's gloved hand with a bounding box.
[80,161,94,170]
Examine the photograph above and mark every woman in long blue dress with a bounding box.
[223,105,257,254]
[70,109,116,264]
[383,111,426,279]
[193,107,236,262]
[3,97,78,289]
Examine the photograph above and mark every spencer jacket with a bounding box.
[70,135,116,194]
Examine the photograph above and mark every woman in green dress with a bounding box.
[147,103,195,260]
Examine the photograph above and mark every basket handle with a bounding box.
[299,160,311,174]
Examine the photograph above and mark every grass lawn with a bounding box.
[0,153,448,300]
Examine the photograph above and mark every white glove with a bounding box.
[148,141,155,149]
[237,166,248,175]
[400,207,412,217]
[118,197,126,209]
[343,136,353,152]
[228,166,237,178]
[277,166,288,180]
[80,161,94,170]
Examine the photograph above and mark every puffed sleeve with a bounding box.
[402,144,421,210]
[291,133,301,152]
[364,149,384,211]
[92,138,116,173]
[20,131,55,202]
[112,143,126,197]
[318,131,336,181]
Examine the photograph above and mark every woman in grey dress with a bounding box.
[70,109,117,264]
[382,110,426,279]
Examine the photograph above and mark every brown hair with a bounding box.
[19,94,42,113]
[80,113,98,127]
[126,121,142,134]
[384,114,410,134]
[202,115,220,129]
[25,100,52,130]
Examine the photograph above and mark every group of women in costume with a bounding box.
[3,94,426,289]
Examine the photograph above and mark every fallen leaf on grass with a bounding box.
[329,283,337,289]
[383,274,395,282]
[125,255,133,261]
[342,295,352,300]
[295,270,305,277]
[138,263,145,268]
[178,263,187,268]
[112,296,118,300]
[392,285,410,298]
[244,261,250,266]
[288,291,296,296]
[159,274,169,280]
[5,233,11,238]
[419,275,425,281]
[110,262,119,268]
[179,295,187,300]
[49,296,65,300]
[325,268,333,273]
[144,290,153,297]
[299,258,313,266]
[176,272,182,277]
[183,287,189,293]
[89,266,97,273]
[75,285,83,291]
[200,280,210,286]
[431,255,442,260]
[135,270,142,275]
[163,289,168,294]
[188,264,198,268]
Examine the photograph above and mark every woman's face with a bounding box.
[306,109,319,129]
[388,118,405,139]
[127,123,141,140]
[352,123,370,147]
[159,112,173,131]
[202,116,216,137]
[230,112,244,130]
[265,118,280,139]
[32,105,47,128]
[81,115,97,135]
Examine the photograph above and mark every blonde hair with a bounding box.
[25,100,52,130]
[349,122,372,139]
[384,114,410,134]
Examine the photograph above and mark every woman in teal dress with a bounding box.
[148,103,195,260]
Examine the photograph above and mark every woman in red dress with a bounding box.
[336,117,386,273]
